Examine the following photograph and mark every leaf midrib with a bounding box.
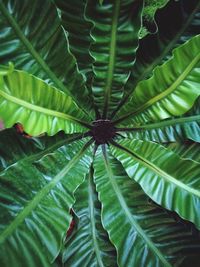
[103,151,171,267]
[0,134,87,174]
[117,114,200,131]
[131,1,200,93]
[113,1,200,118]
[0,1,92,118]
[88,173,104,267]
[102,0,120,118]
[0,89,91,128]
[114,142,200,198]
[114,44,200,124]
[0,3,69,97]
[0,140,92,244]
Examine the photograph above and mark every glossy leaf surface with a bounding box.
[0,69,91,136]
[0,0,200,266]
[62,171,117,267]
[111,139,200,229]
[164,141,200,164]
[0,139,92,266]
[113,0,200,117]
[0,128,85,171]
[94,150,200,267]
[120,97,200,143]
[86,0,143,117]
[0,0,94,115]
[114,35,200,126]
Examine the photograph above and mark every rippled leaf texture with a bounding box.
[0,0,93,114]
[114,35,200,126]
[111,139,200,229]
[121,96,200,143]
[112,0,200,117]
[164,141,200,164]
[0,139,92,267]
[0,128,84,171]
[85,0,143,117]
[0,69,91,135]
[62,171,117,267]
[94,150,200,267]
[54,0,93,80]
[0,0,200,266]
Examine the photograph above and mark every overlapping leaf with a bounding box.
[0,0,94,115]
[85,0,143,117]
[0,139,92,267]
[140,0,169,38]
[0,69,92,136]
[62,171,117,267]
[114,35,200,126]
[0,128,85,171]
[112,0,200,118]
[94,150,200,267]
[111,139,200,229]
[54,0,93,81]
[164,141,200,164]
[118,96,200,143]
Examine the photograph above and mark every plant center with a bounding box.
[90,119,116,145]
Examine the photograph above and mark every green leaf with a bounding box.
[94,149,200,266]
[85,0,143,117]
[0,0,94,115]
[62,170,117,267]
[112,0,200,118]
[164,141,200,164]
[0,128,86,171]
[140,0,169,38]
[0,139,93,266]
[117,96,200,143]
[110,139,200,229]
[0,62,14,76]
[54,0,93,81]
[53,0,99,116]
[0,69,92,136]
[114,35,200,126]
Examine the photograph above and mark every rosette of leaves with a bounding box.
[0,0,200,266]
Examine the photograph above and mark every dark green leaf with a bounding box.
[0,128,85,171]
[112,0,200,118]
[0,0,94,115]
[94,149,200,267]
[62,170,117,267]
[85,0,143,117]
[0,139,92,266]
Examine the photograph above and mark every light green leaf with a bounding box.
[164,142,200,164]
[117,96,200,143]
[110,139,200,229]
[114,35,200,126]
[112,0,200,118]
[0,69,91,136]
[0,139,93,267]
[62,170,117,267]
[85,0,143,117]
[0,0,94,115]
[94,149,200,266]
[53,0,98,115]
